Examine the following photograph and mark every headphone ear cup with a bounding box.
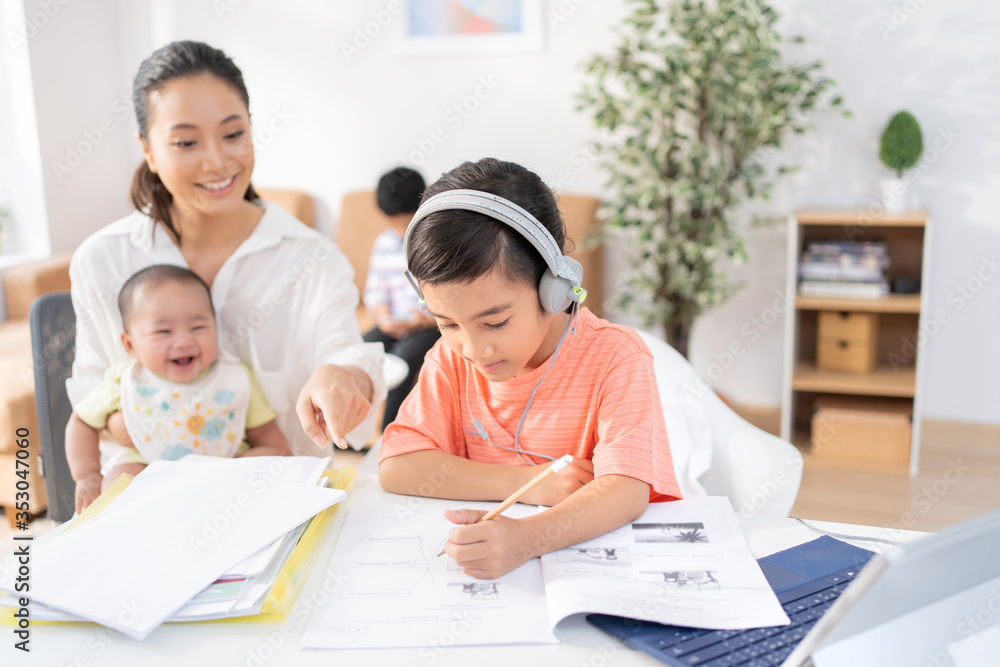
[538,270,571,314]
[538,256,584,314]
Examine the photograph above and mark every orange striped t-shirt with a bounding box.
[380,308,681,502]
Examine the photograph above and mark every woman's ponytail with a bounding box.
[130,161,177,240]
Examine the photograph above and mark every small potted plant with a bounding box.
[879,111,923,213]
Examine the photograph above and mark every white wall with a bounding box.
[689,0,1000,428]
[0,1,48,258]
[19,0,137,255]
[113,0,623,237]
[15,0,1000,426]
[0,0,51,318]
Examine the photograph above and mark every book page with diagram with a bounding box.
[541,496,790,630]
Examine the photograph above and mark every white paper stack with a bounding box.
[0,456,344,640]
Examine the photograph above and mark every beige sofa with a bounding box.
[0,253,73,522]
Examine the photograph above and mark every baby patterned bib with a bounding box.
[120,354,251,462]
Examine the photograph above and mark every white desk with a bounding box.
[3,451,926,666]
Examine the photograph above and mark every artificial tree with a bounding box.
[578,0,845,357]
[880,110,923,177]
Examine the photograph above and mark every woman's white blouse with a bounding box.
[67,202,387,455]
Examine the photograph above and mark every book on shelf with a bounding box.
[806,240,888,257]
[799,280,890,299]
[799,240,891,297]
[798,262,886,283]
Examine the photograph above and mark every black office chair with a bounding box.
[29,291,76,522]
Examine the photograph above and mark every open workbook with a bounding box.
[300,496,789,649]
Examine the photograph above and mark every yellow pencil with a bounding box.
[437,454,574,557]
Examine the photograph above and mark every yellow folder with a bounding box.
[1,466,355,627]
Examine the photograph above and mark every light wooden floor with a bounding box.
[734,406,1000,532]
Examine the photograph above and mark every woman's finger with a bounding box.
[295,389,330,449]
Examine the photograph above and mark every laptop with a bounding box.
[588,506,1000,666]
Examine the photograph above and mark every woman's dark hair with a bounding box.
[118,264,215,331]
[129,41,259,242]
[377,167,425,216]
[406,158,567,298]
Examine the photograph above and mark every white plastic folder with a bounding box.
[0,456,344,640]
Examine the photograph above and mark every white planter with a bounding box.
[879,176,908,214]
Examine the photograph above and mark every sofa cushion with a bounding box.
[4,252,73,320]
[256,188,315,228]
[0,321,35,456]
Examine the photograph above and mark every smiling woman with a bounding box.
[66,41,386,464]
[129,42,259,251]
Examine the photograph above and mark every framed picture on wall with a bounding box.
[394,0,544,56]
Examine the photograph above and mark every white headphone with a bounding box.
[402,188,587,464]
[403,189,587,313]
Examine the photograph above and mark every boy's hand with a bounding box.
[75,472,103,514]
[441,475,650,581]
[520,456,594,507]
[441,509,536,579]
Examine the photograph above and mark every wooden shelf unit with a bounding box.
[794,208,929,227]
[791,365,916,398]
[795,293,922,313]
[780,210,931,476]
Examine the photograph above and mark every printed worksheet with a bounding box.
[301,496,788,649]
[301,502,556,649]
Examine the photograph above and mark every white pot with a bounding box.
[879,176,908,214]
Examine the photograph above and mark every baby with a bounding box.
[66,264,291,512]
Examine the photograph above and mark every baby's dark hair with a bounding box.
[118,265,214,331]
[377,167,425,215]
[405,158,566,295]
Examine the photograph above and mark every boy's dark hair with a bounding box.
[118,264,215,331]
[377,167,425,216]
[129,41,259,242]
[406,158,567,296]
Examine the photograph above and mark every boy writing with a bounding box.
[377,158,681,579]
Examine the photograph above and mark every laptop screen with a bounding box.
[796,507,1000,666]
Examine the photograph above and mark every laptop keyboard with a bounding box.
[635,565,862,666]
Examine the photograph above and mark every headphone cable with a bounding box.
[466,303,579,465]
